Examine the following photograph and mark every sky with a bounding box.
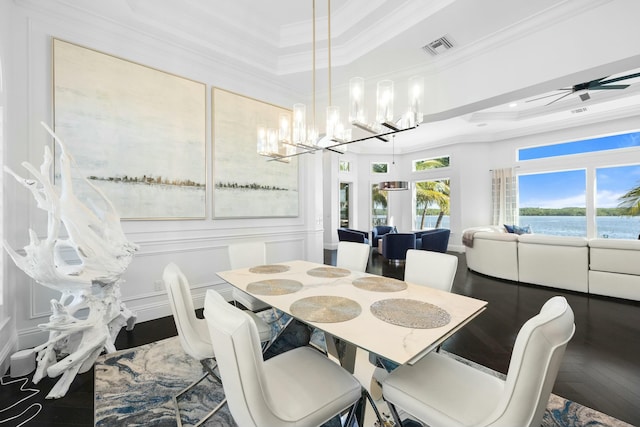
[518,132,640,209]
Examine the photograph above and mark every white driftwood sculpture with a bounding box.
[3,123,139,398]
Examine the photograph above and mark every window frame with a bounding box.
[515,132,640,239]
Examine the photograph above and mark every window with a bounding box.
[518,132,640,160]
[371,183,388,227]
[595,165,640,239]
[518,170,586,237]
[516,131,640,239]
[413,156,450,171]
[371,162,388,173]
[339,160,350,173]
[414,179,450,230]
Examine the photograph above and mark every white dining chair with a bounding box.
[336,241,370,272]
[313,240,369,358]
[203,289,364,427]
[381,296,575,427]
[163,263,271,427]
[404,249,458,292]
[228,241,271,312]
[370,249,459,377]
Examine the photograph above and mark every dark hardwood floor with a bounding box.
[2,250,639,426]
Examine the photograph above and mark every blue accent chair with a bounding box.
[372,225,397,248]
[382,233,416,262]
[337,228,370,244]
[415,228,451,253]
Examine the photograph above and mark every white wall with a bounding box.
[2,2,324,358]
[0,0,15,376]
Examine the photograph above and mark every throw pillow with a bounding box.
[513,225,532,235]
[503,224,515,233]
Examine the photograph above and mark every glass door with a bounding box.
[340,182,351,228]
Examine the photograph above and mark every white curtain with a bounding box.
[491,168,517,226]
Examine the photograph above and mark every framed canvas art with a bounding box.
[212,88,299,218]
[53,38,207,219]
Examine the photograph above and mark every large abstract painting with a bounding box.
[212,88,299,218]
[53,38,206,219]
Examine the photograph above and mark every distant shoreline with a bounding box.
[520,207,633,217]
[215,182,290,191]
[87,175,204,188]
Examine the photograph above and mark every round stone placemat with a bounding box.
[248,264,290,274]
[370,298,451,329]
[247,279,303,296]
[306,266,351,278]
[352,276,407,292]
[290,296,361,323]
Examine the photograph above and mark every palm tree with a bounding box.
[617,182,640,215]
[372,184,388,225]
[416,179,450,229]
[415,157,450,171]
[372,163,388,173]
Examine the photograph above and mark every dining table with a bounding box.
[217,259,488,372]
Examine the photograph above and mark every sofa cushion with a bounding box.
[589,270,640,301]
[518,239,589,292]
[589,238,640,275]
[465,236,519,281]
[589,238,640,250]
[517,234,588,247]
[473,231,519,242]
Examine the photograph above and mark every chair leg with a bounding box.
[362,387,386,427]
[172,359,225,427]
[385,400,404,427]
[200,359,221,382]
[261,310,294,353]
[342,396,360,427]
[341,388,386,427]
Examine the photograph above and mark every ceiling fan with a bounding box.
[526,71,640,106]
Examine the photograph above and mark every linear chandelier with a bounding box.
[257,0,425,162]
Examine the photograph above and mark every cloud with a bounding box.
[597,189,624,208]
[521,190,629,208]
[520,193,586,209]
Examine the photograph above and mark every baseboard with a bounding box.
[14,284,237,350]
[0,336,17,376]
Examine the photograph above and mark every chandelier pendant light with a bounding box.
[258,0,425,161]
[380,135,409,191]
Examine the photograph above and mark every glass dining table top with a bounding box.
[217,259,487,366]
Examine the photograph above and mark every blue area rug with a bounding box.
[94,337,632,427]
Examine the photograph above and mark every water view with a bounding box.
[416,215,640,240]
[520,216,640,239]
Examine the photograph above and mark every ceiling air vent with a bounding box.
[422,36,454,56]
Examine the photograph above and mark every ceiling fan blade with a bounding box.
[545,91,573,106]
[591,84,630,90]
[525,90,571,103]
[597,72,640,86]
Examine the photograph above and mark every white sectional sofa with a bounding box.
[463,226,640,301]
[464,227,519,281]
[589,238,640,301]
[517,234,589,293]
